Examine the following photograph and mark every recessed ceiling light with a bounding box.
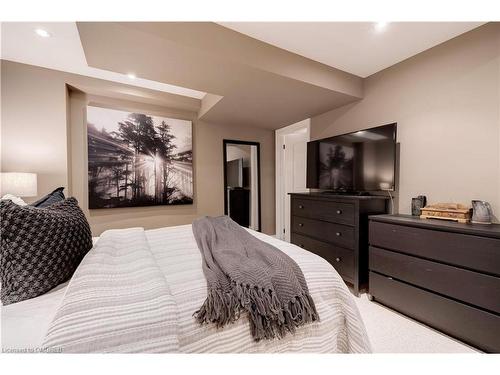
[374,22,389,32]
[127,73,136,80]
[34,28,51,38]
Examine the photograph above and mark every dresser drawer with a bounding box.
[369,221,500,276]
[370,246,500,313]
[292,216,355,249]
[291,198,355,225]
[291,233,354,280]
[370,271,500,353]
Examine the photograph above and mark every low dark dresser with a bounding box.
[289,193,388,295]
[369,214,500,353]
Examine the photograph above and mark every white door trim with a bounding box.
[275,119,310,240]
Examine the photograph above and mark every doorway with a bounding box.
[275,119,310,241]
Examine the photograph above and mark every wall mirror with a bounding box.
[223,140,261,232]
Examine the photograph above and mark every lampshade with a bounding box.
[0,173,38,197]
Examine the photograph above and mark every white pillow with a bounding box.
[1,194,27,206]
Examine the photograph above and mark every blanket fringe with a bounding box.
[194,282,319,341]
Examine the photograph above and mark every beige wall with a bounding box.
[1,61,70,197]
[1,61,275,235]
[311,24,500,220]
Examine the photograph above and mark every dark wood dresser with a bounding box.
[368,214,500,353]
[289,193,388,295]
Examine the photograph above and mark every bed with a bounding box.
[1,225,371,353]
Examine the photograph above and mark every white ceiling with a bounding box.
[219,22,485,77]
[1,22,486,94]
[0,22,206,99]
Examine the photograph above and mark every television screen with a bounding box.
[307,123,397,192]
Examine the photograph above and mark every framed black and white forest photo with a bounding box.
[87,106,193,209]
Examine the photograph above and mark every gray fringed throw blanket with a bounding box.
[192,216,319,341]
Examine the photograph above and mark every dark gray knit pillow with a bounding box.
[0,197,92,305]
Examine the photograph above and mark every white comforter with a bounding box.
[8,225,371,353]
[1,282,68,352]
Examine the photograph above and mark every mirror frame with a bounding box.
[223,139,262,232]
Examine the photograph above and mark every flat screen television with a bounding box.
[306,123,397,192]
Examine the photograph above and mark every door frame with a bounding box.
[275,119,310,240]
[223,139,262,232]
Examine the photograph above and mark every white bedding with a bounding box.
[1,237,98,351]
[1,282,68,350]
[2,227,370,353]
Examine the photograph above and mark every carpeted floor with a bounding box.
[353,293,480,353]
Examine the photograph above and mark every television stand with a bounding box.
[289,192,389,295]
[320,191,371,197]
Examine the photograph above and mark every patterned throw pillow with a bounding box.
[0,197,92,305]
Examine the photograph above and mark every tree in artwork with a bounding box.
[87,106,193,208]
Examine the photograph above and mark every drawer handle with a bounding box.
[335,232,341,237]
[298,223,304,227]
[336,209,342,214]
[298,205,304,209]
[335,257,341,262]
[299,244,305,248]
